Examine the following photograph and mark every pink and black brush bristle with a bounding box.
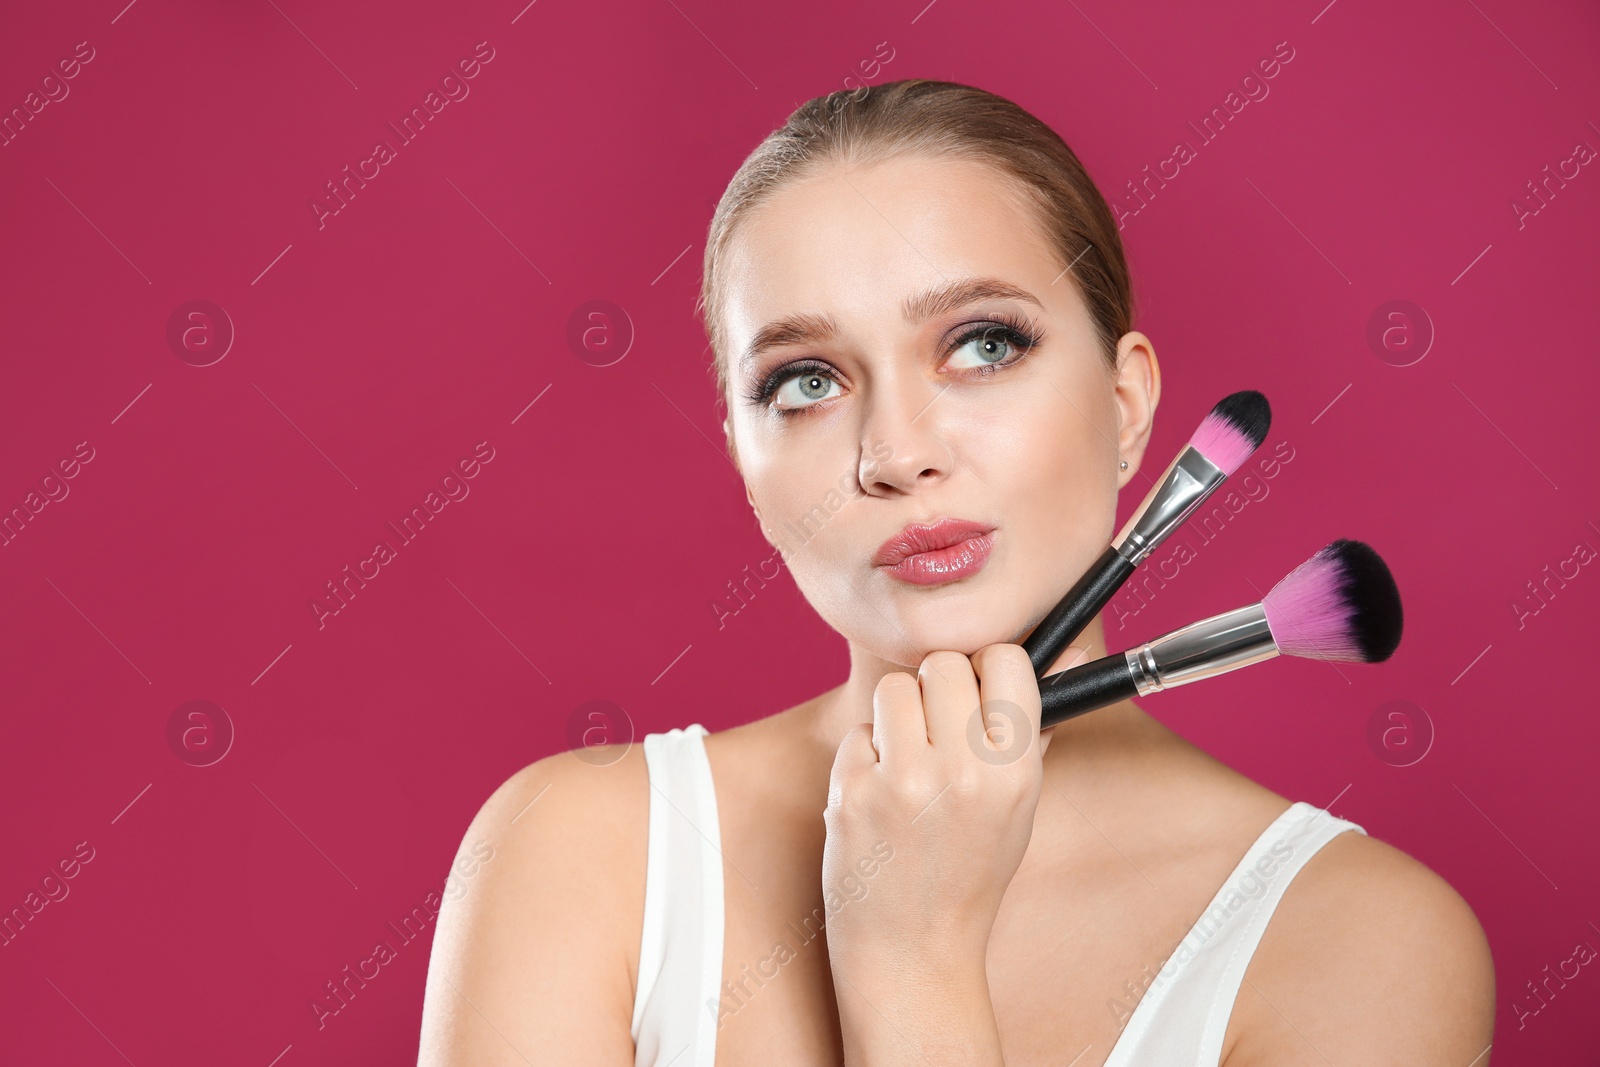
[1262,538,1403,663]
[1189,389,1272,475]
[1039,539,1404,726]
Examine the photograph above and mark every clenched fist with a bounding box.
[821,642,1054,984]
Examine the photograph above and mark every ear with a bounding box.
[1111,331,1160,490]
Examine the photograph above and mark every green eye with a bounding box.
[941,315,1043,376]
[947,325,1021,370]
[773,369,841,411]
[747,314,1043,418]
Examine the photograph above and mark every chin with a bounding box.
[877,601,1024,664]
[813,566,1029,665]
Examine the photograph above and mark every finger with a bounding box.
[969,643,1042,764]
[917,649,981,752]
[827,722,878,811]
[872,670,928,768]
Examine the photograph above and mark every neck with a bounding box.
[799,613,1148,769]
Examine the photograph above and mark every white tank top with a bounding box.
[630,723,1366,1067]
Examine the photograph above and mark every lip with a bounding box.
[873,518,998,586]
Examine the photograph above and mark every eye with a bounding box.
[947,328,1015,370]
[771,365,841,412]
[745,314,1043,418]
[944,322,1037,372]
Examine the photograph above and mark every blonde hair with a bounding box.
[697,78,1136,467]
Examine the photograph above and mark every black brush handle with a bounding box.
[1022,545,1137,676]
[1040,654,1138,728]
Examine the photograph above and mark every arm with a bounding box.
[417,751,644,1066]
[832,946,1007,1065]
[1223,834,1496,1066]
[823,644,1062,1066]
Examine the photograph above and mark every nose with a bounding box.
[859,374,955,495]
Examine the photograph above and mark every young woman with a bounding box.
[417,79,1495,1066]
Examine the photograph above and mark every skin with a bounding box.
[417,154,1496,1066]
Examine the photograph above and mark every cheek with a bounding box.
[1038,423,1114,507]
[1033,444,1118,555]
[958,388,1119,590]
[741,455,896,646]
[963,388,1111,514]
[777,516,906,657]
[744,439,864,555]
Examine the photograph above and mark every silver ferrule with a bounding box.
[1124,603,1280,695]
[1111,446,1227,565]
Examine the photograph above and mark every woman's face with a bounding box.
[720,153,1156,668]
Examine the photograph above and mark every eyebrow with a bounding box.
[737,277,1046,370]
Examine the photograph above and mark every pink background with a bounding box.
[2,0,1597,1062]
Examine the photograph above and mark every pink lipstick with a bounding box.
[873,518,997,586]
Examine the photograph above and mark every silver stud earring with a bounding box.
[1119,459,1129,470]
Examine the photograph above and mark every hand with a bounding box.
[821,643,1047,986]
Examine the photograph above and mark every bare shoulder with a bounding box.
[1225,824,1497,1066]
[1096,716,1496,1063]
[417,745,649,1066]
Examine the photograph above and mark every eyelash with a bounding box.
[744,312,1046,415]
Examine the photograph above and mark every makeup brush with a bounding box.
[1022,390,1273,676]
[1038,538,1402,728]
